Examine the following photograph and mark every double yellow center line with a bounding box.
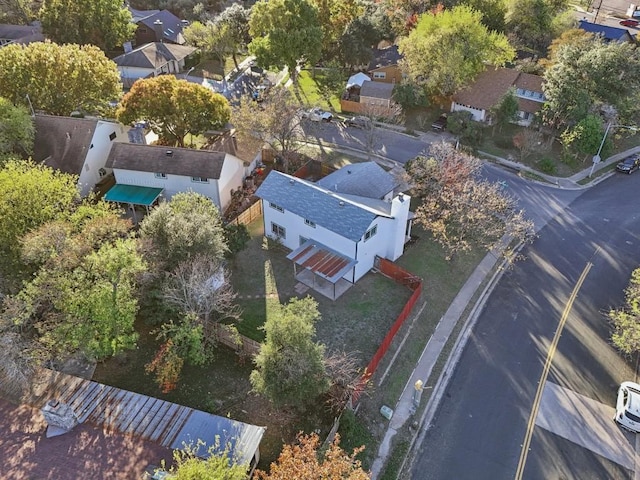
[514,258,595,480]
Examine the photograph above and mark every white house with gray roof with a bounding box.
[255,166,412,296]
[104,143,245,212]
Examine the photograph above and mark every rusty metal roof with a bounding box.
[287,239,357,283]
[25,368,265,466]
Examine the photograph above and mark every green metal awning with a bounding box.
[104,184,164,206]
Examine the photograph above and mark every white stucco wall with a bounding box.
[217,154,245,212]
[112,168,223,210]
[451,102,486,122]
[118,65,155,81]
[77,121,129,196]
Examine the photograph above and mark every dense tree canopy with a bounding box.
[505,0,571,55]
[184,20,234,77]
[249,0,323,83]
[250,297,329,408]
[308,0,364,59]
[609,267,640,356]
[117,76,231,147]
[166,442,247,480]
[140,191,228,271]
[256,433,369,480]
[542,37,640,129]
[0,97,34,158]
[0,0,35,23]
[217,4,252,70]
[0,42,122,116]
[406,143,535,259]
[39,0,135,51]
[399,6,514,97]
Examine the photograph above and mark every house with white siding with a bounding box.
[33,114,130,196]
[104,143,245,213]
[255,162,413,299]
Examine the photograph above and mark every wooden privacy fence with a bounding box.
[212,323,261,359]
[226,200,262,227]
[352,257,423,404]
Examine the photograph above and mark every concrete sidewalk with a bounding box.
[368,145,640,479]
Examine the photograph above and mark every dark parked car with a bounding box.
[616,154,640,174]
[431,114,448,131]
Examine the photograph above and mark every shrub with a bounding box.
[537,157,556,174]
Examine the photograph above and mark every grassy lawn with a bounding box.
[293,69,342,112]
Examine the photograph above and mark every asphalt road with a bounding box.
[409,171,640,479]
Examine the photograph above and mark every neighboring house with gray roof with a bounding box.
[113,42,196,89]
[360,80,396,109]
[0,23,44,47]
[451,67,545,126]
[33,114,130,196]
[105,143,245,212]
[129,7,188,45]
[255,167,412,295]
[316,161,399,200]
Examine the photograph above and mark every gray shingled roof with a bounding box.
[113,42,196,69]
[317,162,396,199]
[255,171,383,242]
[106,143,228,179]
[138,10,187,44]
[368,45,402,71]
[360,80,394,100]
[0,23,44,45]
[33,115,100,176]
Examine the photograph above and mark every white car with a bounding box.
[614,381,640,432]
[302,107,333,122]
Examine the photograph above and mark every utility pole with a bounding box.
[593,0,604,24]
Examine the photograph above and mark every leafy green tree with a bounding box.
[248,0,323,85]
[505,0,569,55]
[609,267,640,356]
[250,297,330,408]
[140,192,228,271]
[399,6,515,97]
[184,20,234,78]
[337,16,380,69]
[163,441,248,480]
[308,0,364,60]
[0,160,79,274]
[461,0,507,32]
[542,38,640,129]
[224,224,250,258]
[0,42,122,116]
[217,3,252,70]
[490,88,519,134]
[406,143,535,260]
[116,75,231,147]
[392,82,428,110]
[39,0,135,51]
[0,97,34,158]
[560,114,610,161]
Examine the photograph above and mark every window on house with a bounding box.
[373,72,386,79]
[271,222,286,238]
[191,176,209,183]
[304,218,316,228]
[154,172,167,179]
[109,131,117,141]
[269,202,284,212]
[364,225,377,241]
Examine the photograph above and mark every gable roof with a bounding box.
[128,6,161,23]
[453,67,520,111]
[33,115,100,176]
[138,9,187,44]
[360,80,395,100]
[453,67,545,112]
[113,42,196,69]
[578,20,635,43]
[24,368,265,468]
[317,162,397,199]
[106,143,231,179]
[0,23,44,46]
[256,171,394,242]
[368,45,402,71]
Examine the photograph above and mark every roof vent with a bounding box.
[166,150,173,156]
[347,169,352,174]
[339,201,345,206]
[289,179,294,184]
[398,192,405,202]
